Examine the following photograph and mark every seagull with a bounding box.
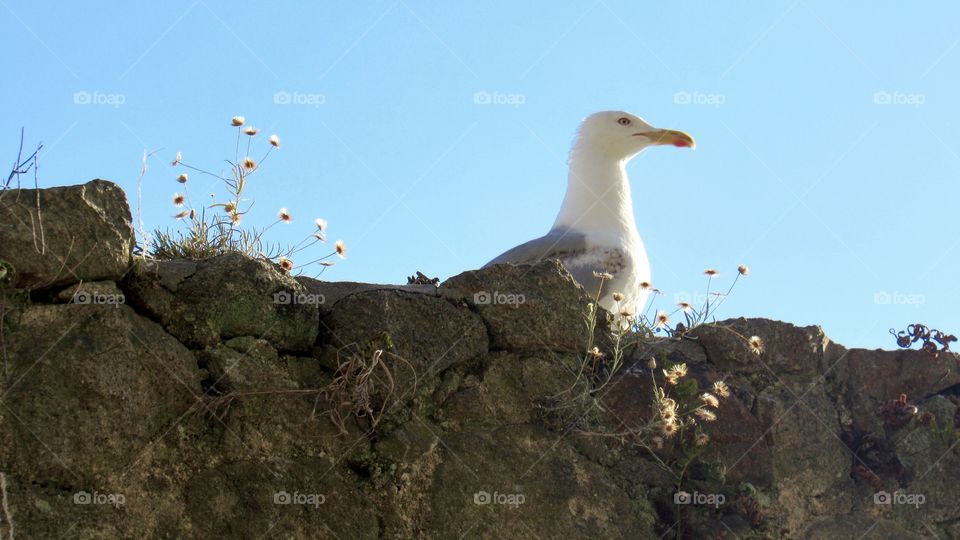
[484,111,695,317]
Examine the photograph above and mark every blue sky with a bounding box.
[3,1,958,350]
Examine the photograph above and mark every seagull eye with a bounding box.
[617,117,631,126]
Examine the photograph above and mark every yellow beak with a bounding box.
[636,129,696,149]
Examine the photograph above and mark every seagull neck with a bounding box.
[552,149,638,239]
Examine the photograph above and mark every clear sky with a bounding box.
[3,1,958,350]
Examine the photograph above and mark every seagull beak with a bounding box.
[635,129,696,149]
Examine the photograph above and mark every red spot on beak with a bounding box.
[673,139,691,148]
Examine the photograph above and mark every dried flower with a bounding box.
[171,152,182,166]
[738,264,750,276]
[230,212,242,225]
[335,240,346,258]
[677,302,692,313]
[278,257,294,273]
[177,173,188,183]
[619,308,635,318]
[651,436,664,450]
[243,157,256,170]
[695,408,717,422]
[660,421,679,438]
[655,311,670,328]
[612,292,624,303]
[587,346,603,359]
[704,268,719,277]
[700,393,720,408]
[174,210,190,219]
[244,126,258,136]
[670,363,688,378]
[223,202,236,213]
[639,281,652,290]
[172,193,186,206]
[314,218,327,231]
[278,208,292,223]
[712,380,731,398]
[645,357,657,370]
[592,271,614,280]
[231,116,245,126]
[748,336,764,355]
[269,134,280,148]
[694,433,710,447]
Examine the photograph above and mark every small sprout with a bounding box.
[738,264,750,276]
[278,208,292,223]
[231,116,245,126]
[244,126,258,136]
[335,240,347,258]
[269,134,281,148]
[177,173,188,183]
[172,193,186,207]
[748,336,764,355]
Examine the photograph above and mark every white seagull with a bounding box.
[484,110,695,317]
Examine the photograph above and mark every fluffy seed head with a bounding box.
[243,157,256,170]
[700,393,720,408]
[172,193,186,206]
[712,380,731,398]
[269,134,280,148]
[738,264,750,276]
[335,240,346,258]
[278,208,292,223]
[244,126,258,136]
[231,116,245,126]
[612,292,624,303]
[177,173,188,183]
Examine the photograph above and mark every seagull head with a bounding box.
[574,111,695,161]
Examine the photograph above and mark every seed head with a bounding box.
[335,240,346,258]
[244,126,258,136]
[223,202,236,213]
[243,157,256,170]
[612,292,624,303]
[694,433,710,447]
[738,264,750,276]
[695,408,717,422]
[278,257,294,273]
[704,268,719,277]
[172,193,186,206]
[645,357,657,370]
[660,421,679,438]
[655,311,670,328]
[269,134,281,148]
[700,393,720,408]
[712,380,731,398]
[171,152,182,166]
[231,116,245,126]
[748,336,764,355]
[174,210,189,219]
[639,281,652,290]
[278,208,292,223]
[177,173,188,183]
[677,302,692,313]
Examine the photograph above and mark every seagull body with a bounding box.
[485,111,694,316]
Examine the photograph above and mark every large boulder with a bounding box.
[0,179,134,289]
